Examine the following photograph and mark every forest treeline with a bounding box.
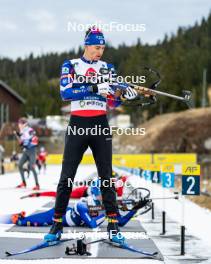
[0,14,211,120]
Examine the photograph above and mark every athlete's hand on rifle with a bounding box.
[135,86,156,97]
[132,198,151,211]
[120,86,156,100]
[121,87,138,100]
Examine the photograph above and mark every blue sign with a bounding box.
[142,170,151,181]
[162,172,175,188]
[182,176,200,195]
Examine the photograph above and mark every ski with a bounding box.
[6,237,158,257]
[65,238,157,257]
[104,240,158,257]
[5,238,73,257]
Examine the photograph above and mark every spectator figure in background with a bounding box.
[14,118,40,190]
[36,146,48,174]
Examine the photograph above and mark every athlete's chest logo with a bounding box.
[85,67,97,77]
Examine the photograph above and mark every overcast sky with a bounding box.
[0,0,210,60]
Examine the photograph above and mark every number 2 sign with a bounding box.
[182,165,200,195]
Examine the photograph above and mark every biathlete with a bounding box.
[14,118,40,190]
[45,26,151,244]
[11,183,150,231]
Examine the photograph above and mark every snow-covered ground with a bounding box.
[0,165,211,263]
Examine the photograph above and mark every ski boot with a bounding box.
[16,182,26,188]
[107,215,125,245]
[11,211,26,224]
[32,185,40,191]
[44,219,63,242]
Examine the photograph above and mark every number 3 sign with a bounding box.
[182,165,200,195]
[161,164,175,188]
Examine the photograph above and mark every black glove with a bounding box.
[132,198,151,211]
